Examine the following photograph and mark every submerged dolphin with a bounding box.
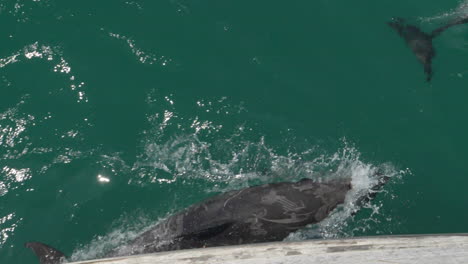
[26,176,389,264]
[388,16,468,81]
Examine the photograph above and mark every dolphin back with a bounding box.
[106,178,353,257]
[25,177,387,262]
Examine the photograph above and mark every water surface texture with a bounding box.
[1,0,468,263]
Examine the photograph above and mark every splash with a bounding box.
[286,161,405,241]
[71,134,405,261]
[132,92,405,230]
[67,91,406,260]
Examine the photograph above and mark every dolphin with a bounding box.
[25,175,389,264]
[387,16,468,81]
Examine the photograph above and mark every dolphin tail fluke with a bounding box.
[424,63,433,82]
[387,17,435,81]
[25,242,65,264]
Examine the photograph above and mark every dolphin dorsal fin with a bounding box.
[25,242,65,264]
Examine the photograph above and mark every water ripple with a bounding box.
[0,42,89,103]
[107,31,172,66]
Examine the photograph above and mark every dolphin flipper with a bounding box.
[25,242,65,264]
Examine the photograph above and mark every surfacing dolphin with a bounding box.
[26,175,389,264]
[388,16,468,81]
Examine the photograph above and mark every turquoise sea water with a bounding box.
[1,0,468,263]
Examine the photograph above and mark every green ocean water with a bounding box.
[1,0,468,263]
